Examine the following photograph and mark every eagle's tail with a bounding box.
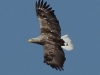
[61,34,74,51]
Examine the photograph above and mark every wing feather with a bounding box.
[40,0,43,7]
[36,0,61,38]
[43,2,47,8]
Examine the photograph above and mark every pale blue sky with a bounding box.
[0,0,100,75]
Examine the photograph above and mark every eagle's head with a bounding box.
[28,38,43,45]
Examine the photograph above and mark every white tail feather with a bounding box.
[61,34,74,51]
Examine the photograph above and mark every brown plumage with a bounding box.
[28,0,66,71]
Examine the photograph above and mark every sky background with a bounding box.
[0,0,100,75]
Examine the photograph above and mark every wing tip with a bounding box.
[49,65,64,71]
[44,58,64,71]
[36,0,54,12]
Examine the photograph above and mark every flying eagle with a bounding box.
[28,0,73,71]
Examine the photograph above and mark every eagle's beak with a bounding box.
[28,39,32,42]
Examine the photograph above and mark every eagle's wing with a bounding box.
[35,0,66,70]
[36,0,61,38]
[44,42,66,71]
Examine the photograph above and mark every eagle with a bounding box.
[28,0,73,71]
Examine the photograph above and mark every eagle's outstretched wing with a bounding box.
[35,0,66,70]
[36,0,61,38]
[44,43,66,71]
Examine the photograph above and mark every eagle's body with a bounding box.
[28,0,73,71]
